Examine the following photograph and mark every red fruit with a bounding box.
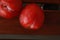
[0,0,22,19]
[19,4,44,30]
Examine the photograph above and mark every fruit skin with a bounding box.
[19,4,44,30]
[0,0,22,19]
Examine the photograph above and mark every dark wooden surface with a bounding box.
[23,0,60,4]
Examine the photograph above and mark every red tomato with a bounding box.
[19,4,44,30]
[0,0,22,19]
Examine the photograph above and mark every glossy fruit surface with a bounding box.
[19,4,44,30]
[0,0,22,19]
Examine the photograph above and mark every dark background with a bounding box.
[0,0,60,39]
